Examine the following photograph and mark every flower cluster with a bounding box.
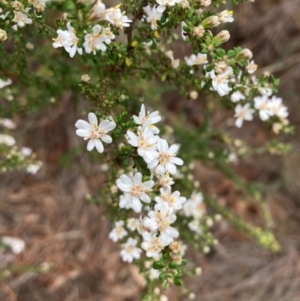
[52,2,131,57]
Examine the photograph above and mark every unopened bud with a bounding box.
[181,0,190,9]
[195,267,202,275]
[200,0,212,7]
[0,29,7,42]
[240,48,253,60]
[190,91,198,100]
[81,74,91,82]
[189,292,196,300]
[215,30,230,44]
[202,16,220,28]
[12,1,23,10]
[192,25,205,38]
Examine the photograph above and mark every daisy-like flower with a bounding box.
[143,202,179,245]
[52,22,83,58]
[185,53,208,66]
[269,96,288,119]
[147,138,183,175]
[127,218,139,231]
[155,187,186,211]
[109,221,128,242]
[127,128,159,161]
[188,219,202,234]
[75,112,116,153]
[157,172,175,188]
[141,232,169,258]
[183,192,205,220]
[133,104,162,134]
[104,6,132,28]
[12,11,32,29]
[254,95,272,121]
[230,91,245,103]
[143,5,163,30]
[83,25,115,54]
[120,238,142,263]
[234,103,255,128]
[116,172,154,213]
[209,69,232,97]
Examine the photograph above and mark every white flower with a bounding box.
[269,96,288,119]
[2,236,25,254]
[26,163,41,174]
[185,53,208,66]
[218,10,234,23]
[0,78,12,89]
[147,139,183,175]
[52,22,83,58]
[141,232,169,258]
[83,25,115,54]
[127,218,139,231]
[183,192,205,220]
[127,128,159,161]
[20,147,32,157]
[149,268,160,280]
[0,118,16,129]
[231,91,245,103]
[234,103,254,128]
[155,187,186,211]
[0,134,16,146]
[143,5,163,30]
[75,112,116,153]
[258,87,273,97]
[156,0,182,13]
[12,11,32,28]
[209,70,232,97]
[143,202,179,245]
[120,238,142,263]
[254,95,272,121]
[133,104,162,134]
[104,7,132,28]
[188,219,201,234]
[157,172,174,188]
[109,220,128,242]
[246,60,257,74]
[116,172,154,213]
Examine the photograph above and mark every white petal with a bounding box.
[75,119,92,130]
[165,162,177,175]
[169,157,183,165]
[99,120,116,132]
[140,193,151,203]
[132,197,142,213]
[94,139,104,153]
[101,134,112,143]
[133,172,142,185]
[76,129,90,137]
[168,144,179,155]
[88,113,98,126]
[87,139,95,151]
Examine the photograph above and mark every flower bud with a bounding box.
[12,1,23,10]
[190,91,198,100]
[180,0,190,9]
[200,0,212,6]
[202,16,221,28]
[192,25,205,38]
[215,30,230,44]
[0,29,7,42]
[240,48,253,60]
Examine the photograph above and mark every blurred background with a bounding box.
[1,1,300,300]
